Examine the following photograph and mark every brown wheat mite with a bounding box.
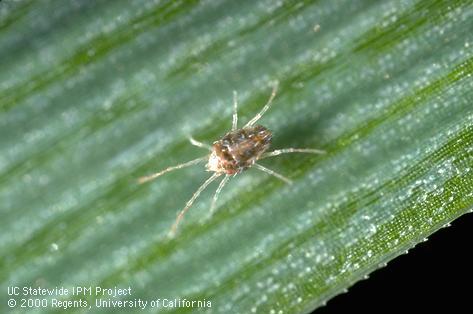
[139,83,325,236]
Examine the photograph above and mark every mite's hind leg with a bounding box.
[253,163,292,185]
[189,137,212,151]
[168,173,221,237]
[262,148,325,159]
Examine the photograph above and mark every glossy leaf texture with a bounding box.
[1,0,472,313]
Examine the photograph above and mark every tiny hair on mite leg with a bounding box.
[138,81,324,236]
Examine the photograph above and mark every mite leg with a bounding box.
[168,172,221,237]
[232,90,238,131]
[138,156,207,184]
[262,148,326,159]
[208,175,231,219]
[189,136,212,151]
[244,82,279,128]
[253,163,292,185]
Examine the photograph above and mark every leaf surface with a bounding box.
[1,0,472,313]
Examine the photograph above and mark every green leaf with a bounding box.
[1,0,472,313]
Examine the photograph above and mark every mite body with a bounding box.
[207,125,272,175]
[139,83,325,236]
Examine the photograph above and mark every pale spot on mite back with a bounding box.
[138,82,325,236]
